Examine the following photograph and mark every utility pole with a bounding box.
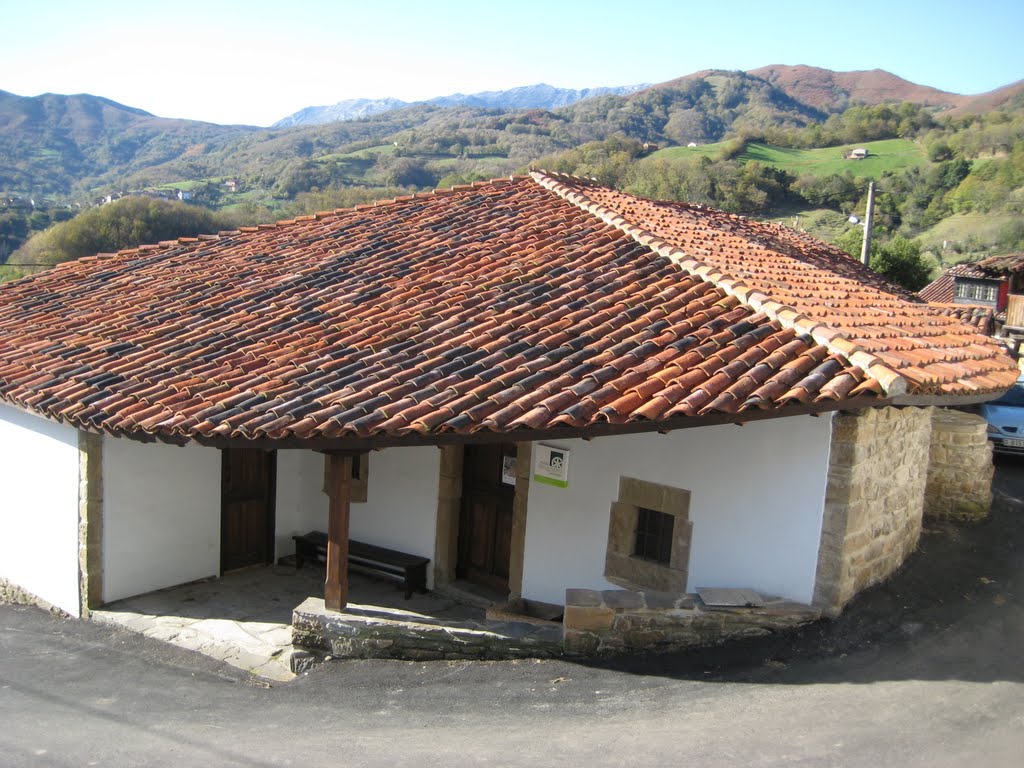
[860,181,875,267]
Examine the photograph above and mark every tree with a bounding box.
[0,211,32,262]
[10,197,221,266]
[927,140,953,162]
[834,229,932,291]
[870,236,933,291]
[379,157,436,188]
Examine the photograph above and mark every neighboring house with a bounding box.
[176,190,193,201]
[844,147,868,159]
[919,262,1005,308]
[977,253,1024,335]
[919,263,1004,335]
[0,173,1014,653]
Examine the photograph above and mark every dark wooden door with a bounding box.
[221,447,276,573]
[457,443,515,592]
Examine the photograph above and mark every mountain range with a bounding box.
[272,83,649,127]
[1,65,1021,199]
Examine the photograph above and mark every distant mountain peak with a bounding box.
[272,82,648,127]
[273,97,409,128]
[748,64,968,111]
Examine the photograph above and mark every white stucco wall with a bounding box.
[275,447,439,587]
[0,405,82,616]
[103,438,221,602]
[275,449,329,558]
[351,447,440,587]
[520,415,834,605]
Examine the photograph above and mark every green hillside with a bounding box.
[917,213,1023,264]
[3,68,1023,277]
[653,139,927,178]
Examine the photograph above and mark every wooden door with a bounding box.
[221,447,276,573]
[457,443,515,592]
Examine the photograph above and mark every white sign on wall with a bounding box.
[501,455,517,486]
[534,444,570,488]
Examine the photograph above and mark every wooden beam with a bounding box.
[324,453,353,612]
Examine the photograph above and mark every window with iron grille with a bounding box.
[634,507,674,565]
[606,477,691,591]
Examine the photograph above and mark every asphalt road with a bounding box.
[2,462,1023,767]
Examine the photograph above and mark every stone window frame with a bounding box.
[605,476,692,592]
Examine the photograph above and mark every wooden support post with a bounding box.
[324,453,353,612]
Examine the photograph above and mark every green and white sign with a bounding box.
[534,444,570,488]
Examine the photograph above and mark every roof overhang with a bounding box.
[40,395,888,452]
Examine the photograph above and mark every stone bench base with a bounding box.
[292,588,823,666]
[292,598,563,669]
[563,588,821,656]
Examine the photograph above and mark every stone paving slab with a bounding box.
[91,565,491,683]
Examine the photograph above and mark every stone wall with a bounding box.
[0,576,69,616]
[925,409,993,522]
[813,407,932,617]
[78,431,103,616]
[563,588,820,656]
[292,597,562,668]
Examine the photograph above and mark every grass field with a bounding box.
[746,139,927,177]
[651,143,724,161]
[317,144,398,162]
[763,207,854,243]
[917,212,1021,264]
[653,139,927,179]
[430,155,508,170]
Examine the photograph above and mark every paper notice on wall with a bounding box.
[534,444,569,488]
[501,455,517,485]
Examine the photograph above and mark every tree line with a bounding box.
[6,81,1023,292]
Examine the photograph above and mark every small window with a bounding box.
[634,507,674,565]
[954,278,998,305]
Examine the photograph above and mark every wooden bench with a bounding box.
[292,531,429,599]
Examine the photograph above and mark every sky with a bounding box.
[3,0,1022,126]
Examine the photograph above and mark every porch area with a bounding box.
[90,564,563,683]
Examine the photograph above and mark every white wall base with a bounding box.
[0,405,81,616]
[520,416,833,605]
[351,447,440,589]
[275,449,329,559]
[103,438,220,602]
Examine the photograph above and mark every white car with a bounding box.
[981,375,1024,455]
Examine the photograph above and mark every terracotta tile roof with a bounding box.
[978,252,1024,274]
[918,263,991,303]
[0,173,1015,447]
[534,173,1017,398]
[926,303,997,335]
